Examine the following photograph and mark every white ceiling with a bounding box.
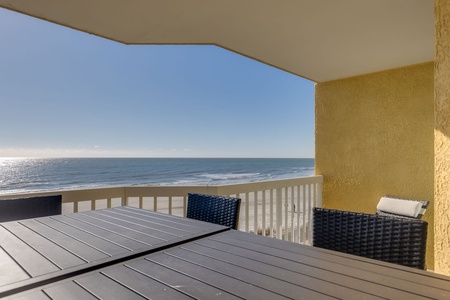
[0,0,434,82]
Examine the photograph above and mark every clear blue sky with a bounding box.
[0,8,315,158]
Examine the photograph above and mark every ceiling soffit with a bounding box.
[0,0,434,82]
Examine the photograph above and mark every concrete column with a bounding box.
[434,0,450,275]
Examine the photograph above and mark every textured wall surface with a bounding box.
[434,0,450,276]
[315,63,435,269]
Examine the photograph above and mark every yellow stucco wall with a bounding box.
[434,0,450,276]
[315,62,435,269]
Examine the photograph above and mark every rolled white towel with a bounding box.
[377,196,422,218]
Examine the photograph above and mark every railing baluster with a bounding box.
[270,189,274,237]
[283,187,288,240]
[289,186,295,242]
[168,196,173,215]
[302,184,306,243]
[262,190,266,236]
[253,191,258,234]
[309,183,315,244]
[245,192,249,233]
[276,188,282,240]
[296,185,301,243]
[306,184,311,244]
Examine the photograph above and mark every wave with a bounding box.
[161,179,209,186]
[198,173,261,180]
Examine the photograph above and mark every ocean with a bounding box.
[0,157,314,195]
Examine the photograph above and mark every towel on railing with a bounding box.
[376,196,422,218]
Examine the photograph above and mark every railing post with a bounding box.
[183,196,187,217]
[317,180,322,207]
[276,188,282,239]
[121,187,128,206]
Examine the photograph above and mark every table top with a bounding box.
[7,230,450,299]
[0,206,228,297]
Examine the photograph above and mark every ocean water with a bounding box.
[0,157,314,195]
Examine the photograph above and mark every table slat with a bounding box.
[36,217,129,256]
[102,265,194,300]
[90,209,194,236]
[0,247,29,286]
[229,230,450,288]
[44,282,98,300]
[0,226,59,277]
[9,290,50,300]
[19,219,108,262]
[75,273,146,299]
[146,253,304,300]
[66,214,167,245]
[207,231,450,299]
[115,206,212,231]
[49,215,148,250]
[193,237,420,299]
[167,247,359,299]
[125,259,241,300]
[2,222,86,269]
[179,242,385,299]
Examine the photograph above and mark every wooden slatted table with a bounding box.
[6,230,450,299]
[0,206,228,297]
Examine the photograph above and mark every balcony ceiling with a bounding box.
[0,0,434,82]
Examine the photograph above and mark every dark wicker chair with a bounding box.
[187,193,241,229]
[0,195,62,223]
[313,207,428,269]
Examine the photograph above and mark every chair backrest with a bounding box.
[376,195,429,219]
[313,207,428,269]
[187,193,241,229]
[0,195,62,223]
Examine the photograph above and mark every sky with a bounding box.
[0,8,315,158]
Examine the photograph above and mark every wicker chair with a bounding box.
[0,195,62,223]
[313,207,428,269]
[187,193,241,229]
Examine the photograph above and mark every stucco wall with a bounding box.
[315,62,435,269]
[434,0,450,276]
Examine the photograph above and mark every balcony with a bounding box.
[0,176,322,245]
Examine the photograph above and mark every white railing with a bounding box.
[0,176,322,245]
